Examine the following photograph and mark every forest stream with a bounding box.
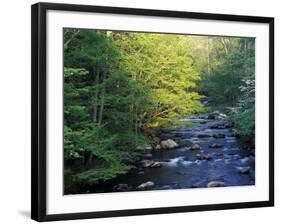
[64,29,256,195]
[82,113,255,193]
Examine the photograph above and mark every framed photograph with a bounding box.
[31,2,274,222]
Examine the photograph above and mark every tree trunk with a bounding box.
[98,67,108,125]
[64,29,80,50]
[85,153,93,170]
[134,104,138,145]
[93,66,99,123]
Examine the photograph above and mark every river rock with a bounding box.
[217,113,227,119]
[198,115,208,119]
[150,161,163,168]
[209,123,226,129]
[207,111,218,119]
[197,133,211,138]
[209,143,222,148]
[209,123,218,128]
[113,184,132,191]
[141,160,163,168]
[136,144,153,151]
[207,111,220,119]
[160,139,179,149]
[207,114,216,120]
[155,144,161,150]
[190,143,201,150]
[207,181,226,188]
[240,157,250,164]
[159,185,172,190]
[213,133,225,138]
[202,154,212,160]
[197,153,212,160]
[238,166,251,174]
[137,181,155,190]
[153,136,161,143]
[224,121,235,128]
[146,145,153,150]
[208,111,227,120]
[141,160,154,168]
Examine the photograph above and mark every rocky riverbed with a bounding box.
[84,112,255,193]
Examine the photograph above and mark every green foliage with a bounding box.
[230,69,255,137]
[75,164,133,185]
[115,33,204,127]
[231,109,255,137]
[190,37,254,106]
[190,36,255,137]
[63,28,255,193]
[64,67,89,77]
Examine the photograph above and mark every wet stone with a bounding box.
[137,181,155,190]
[159,185,172,190]
[207,181,226,188]
[213,133,225,138]
[190,143,201,150]
[209,143,223,148]
[238,166,251,174]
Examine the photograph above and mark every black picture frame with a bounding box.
[31,2,274,222]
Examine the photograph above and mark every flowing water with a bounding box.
[84,115,255,193]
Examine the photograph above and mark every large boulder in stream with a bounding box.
[190,143,201,150]
[137,181,155,190]
[160,139,179,149]
[207,181,226,188]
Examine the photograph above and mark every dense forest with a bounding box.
[63,29,255,193]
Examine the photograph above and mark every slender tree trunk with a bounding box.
[85,153,93,169]
[220,38,228,55]
[130,104,134,133]
[98,67,108,125]
[88,66,101,168]
[93,66,99,123]
[64,30,80,50]
[134,103,139,145]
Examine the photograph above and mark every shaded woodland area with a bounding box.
[63,29,255,194]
